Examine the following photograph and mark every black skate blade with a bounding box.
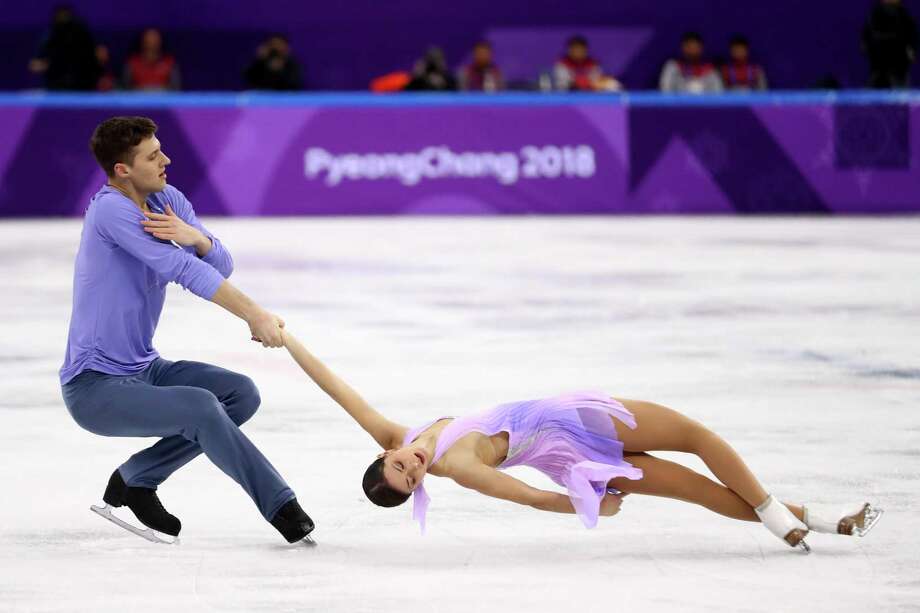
[90,504,179,545]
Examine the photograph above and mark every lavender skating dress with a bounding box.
[402,391,643,532]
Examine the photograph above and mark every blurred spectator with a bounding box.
[553,35,622,91]
[95,44,116,92]
[244,35,303,91]
[721,36,768,91]
[862,0,918,88]
[458,40,504,92]
[660,32,723,93]
[28,5,100,90]
[405,47,457,91]
[124,28,180,91]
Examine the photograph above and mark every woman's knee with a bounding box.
[613,456,710,500]
[683,422,718,455]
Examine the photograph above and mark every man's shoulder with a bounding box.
[150,184,190,210]
[89,187,141,221]
[153,183,185,201]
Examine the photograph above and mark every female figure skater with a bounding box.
[280,332,880,551]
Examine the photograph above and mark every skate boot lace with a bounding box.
[148,491,169,515]
[136,488,171,517]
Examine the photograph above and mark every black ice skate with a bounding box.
[270,498,316,545]
[90,469,181,545]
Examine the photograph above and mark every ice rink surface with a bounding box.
[1,216,918,612]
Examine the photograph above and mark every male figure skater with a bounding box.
[60,116,313,544]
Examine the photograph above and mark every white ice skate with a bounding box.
[90,504,180,545]
[755,494,810,552]
[803,502,883,537]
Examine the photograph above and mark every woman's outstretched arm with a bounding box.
[454,464,624,516]
[454,463,570,514]
[282,330,407,449]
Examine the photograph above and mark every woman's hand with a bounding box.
[599,492,626,517]
[247,309,285,348]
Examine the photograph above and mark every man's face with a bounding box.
[53,8,73,24]
[117,136,170,193]
[473,45,492,66]
[729,43,749,63]
[268,37,289,57]
[141,29,162,54]
[682,40,704,62]
[567,43,588,62]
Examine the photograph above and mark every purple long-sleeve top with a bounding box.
[59,184,232,385]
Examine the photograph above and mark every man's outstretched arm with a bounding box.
[96,198,282,347]
[211,281,285,348]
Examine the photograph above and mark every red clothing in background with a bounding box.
[125,54,177,90]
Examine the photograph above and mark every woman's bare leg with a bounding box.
[612,452,803,521]
[613,398,803,521]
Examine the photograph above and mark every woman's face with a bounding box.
[380,446,429,494]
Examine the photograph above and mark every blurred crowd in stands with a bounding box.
[27,1,918,93]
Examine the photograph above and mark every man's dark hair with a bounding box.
[362,457,411,508]
[682,31,704,44]
[89,116,157,177]
[729,35,750,48]
[566,34,589,49]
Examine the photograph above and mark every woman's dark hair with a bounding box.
[89,116,157,176]
[362,457,411,508]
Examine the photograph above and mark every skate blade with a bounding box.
[301,534,317,547]
[90,504,179,545]
[854,505,884,538]
[784,528,811,553]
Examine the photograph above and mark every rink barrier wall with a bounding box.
[0,92,917,216]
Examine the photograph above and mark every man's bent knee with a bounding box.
[181,388,225,423]
[228,374,260,425]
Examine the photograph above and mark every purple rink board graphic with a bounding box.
[0,92,918,217]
